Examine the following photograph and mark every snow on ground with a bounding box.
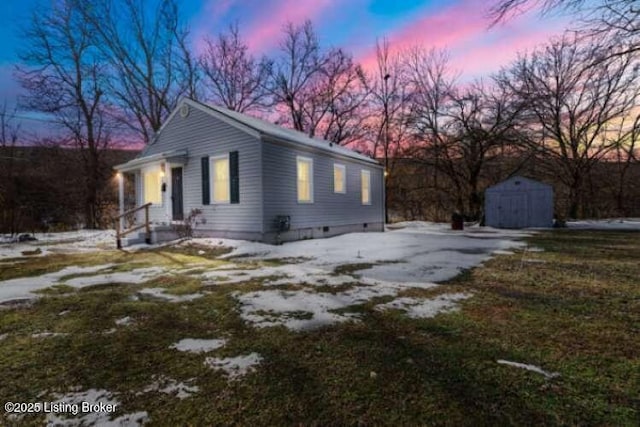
[31,332,69,338]
[204,353,263,380]
[497,360,560,379]
[236,280,439,331]
[1,222,535,331]
[137,288,205,303]
[0,230,116,259]
[193,223,529,330]
[139,376,199,399]
[200,224,529,284]
[45,388,149,426]
[0,264,167,304]
[170,338,227,353]
[64,267,165,288]
[115,316,134,326]
[375,293,472,319]
[0,264,114,304]
[567,218,640,230]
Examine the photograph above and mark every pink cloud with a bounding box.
[356,0,570,79]
[449,21,568,78]
[243,0,337,53]
[357,0,489,71]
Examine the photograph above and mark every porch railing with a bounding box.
[114,203,152,249]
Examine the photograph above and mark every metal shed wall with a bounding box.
[484,176,553,228]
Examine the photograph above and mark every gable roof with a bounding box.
[486,175,552,192]
[184,99,380,166]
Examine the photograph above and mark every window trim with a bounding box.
[333,163,346,194]
[361,169,371,205]
[210,153,231,204]
[142,164,163,206]
[296,156,314,204]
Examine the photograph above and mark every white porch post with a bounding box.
[118,172,125,231]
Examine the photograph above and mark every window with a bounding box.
[211,155,230,203]
[297,156,313,203]
[334,163,346,194]
[361,170,371,205]
[143,167,162,204]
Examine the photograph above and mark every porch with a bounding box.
[113,149,188,248]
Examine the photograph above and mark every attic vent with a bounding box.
[180,104,190,118]
[515,180,521,185]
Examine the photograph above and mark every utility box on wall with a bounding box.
[484,176,554,229]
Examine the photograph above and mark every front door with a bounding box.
[171,167,184,221]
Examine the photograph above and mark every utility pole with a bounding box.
[383,73,390,224]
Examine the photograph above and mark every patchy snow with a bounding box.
[115,316,134,326]
[139,376,199,399]
[497,360,560,379]
[45,388,149,426]
[64,267,165,288]
[198,223,528,284]
[375,293,471,319]
[31,332,69,338]
[235,280,438,331]
[58,310,71,316]
[170,338,227,353]
[522,258,546,264]
[204,353,263,380]
[195,222,529,331]
[138,288,205,303]
[567,218,640,230]
[0,333,8,341]
[0,264,164,304]
[493,250,515,255]
[0,230,116,260]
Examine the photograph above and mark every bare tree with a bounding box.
[610,113,640,215]
[80,0,196,143]
[0,103,22,235]
[404,47,459,216]
[199,24,271,112]
[447,82,526,219]
[359,39,412,221]
[404,46,527,219]
[496,35,640,217]
[17,0,113,228]
[269,21,369,145]
[489,1,640,58]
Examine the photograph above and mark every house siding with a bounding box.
[139,106,263,233]
[261,139,384,240]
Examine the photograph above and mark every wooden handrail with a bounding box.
[114,203,153,249]
[115,202,152,221]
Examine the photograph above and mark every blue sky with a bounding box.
[0,0,572,135]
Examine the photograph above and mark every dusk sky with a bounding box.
[0,0,572,132]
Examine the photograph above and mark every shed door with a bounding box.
[498,193,527,228]
[171,167,184,221]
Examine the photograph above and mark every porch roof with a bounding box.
[114,149,188,172]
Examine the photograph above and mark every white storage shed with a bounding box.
[484,176,554,228]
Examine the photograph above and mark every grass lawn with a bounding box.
[0,230,638,426]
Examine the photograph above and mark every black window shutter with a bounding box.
[201,156,210,205]
[230,151,239,204]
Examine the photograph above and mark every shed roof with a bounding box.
[486,175,552,193]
